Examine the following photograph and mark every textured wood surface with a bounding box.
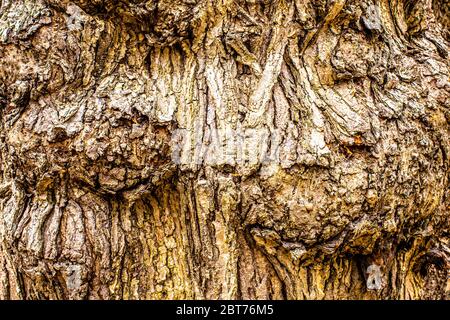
[0,0,449,299]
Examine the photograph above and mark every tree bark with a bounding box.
[0,0,449,300]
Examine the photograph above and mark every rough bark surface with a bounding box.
[0,0,449,300]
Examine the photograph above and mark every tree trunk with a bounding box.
[0,0,449,300]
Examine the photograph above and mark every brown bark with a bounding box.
[0,0,449,300]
